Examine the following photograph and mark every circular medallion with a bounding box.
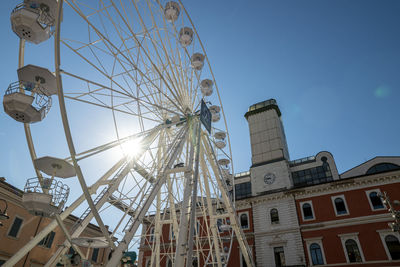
[264,173,276,185]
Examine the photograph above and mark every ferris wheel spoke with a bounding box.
[67,0,186,114]
[61,70,182,118]
[107,0,187,111]
[144,1,191,108]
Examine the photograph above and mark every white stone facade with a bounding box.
[252,195,304,266]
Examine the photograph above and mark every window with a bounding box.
[166,259,173,267]
[38,231,55,248]
[8,217,23,238]
[332,195,348,216]
[217,219,223,232]
[194,220,200,236]
[91,248,99,262]
[270,209,279,224]
[385,235,400,260]
[366,163,400,175]
[301,202,314,220]
[170,224,175,240]
[334,198,347,214]
[310,243,324,265]
[368,191,384,210]
[234,182,252,200]
[274,247,286,267]
[149,227,155,242]
[192,257,198,267]
[292,161,333,187]
[239,213,249,229]
[345,239,362,262]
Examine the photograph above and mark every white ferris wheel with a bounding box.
[3,0,255,266]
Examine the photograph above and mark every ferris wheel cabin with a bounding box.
[164,1,180,22]
[200,79,213,96]
[3,65,55,123]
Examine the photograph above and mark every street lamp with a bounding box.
[0,199,10,227]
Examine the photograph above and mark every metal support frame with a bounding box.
[3,124,160,267]
[201,133,255,267]
[185,120,202,267]
[174,121,196,267]
[106,126,188,267]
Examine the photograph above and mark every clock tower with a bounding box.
[245,99,292,195]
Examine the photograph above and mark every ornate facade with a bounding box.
[138,99,400,267]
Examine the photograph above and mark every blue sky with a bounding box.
[1,0,399,190]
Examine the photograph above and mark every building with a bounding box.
[138,98,400,267]
[0,177,112,267]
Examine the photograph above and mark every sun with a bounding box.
[119,138,143,158]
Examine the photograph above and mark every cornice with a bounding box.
[292,172,400,199]
[254,226,301,237]
[300,213,393,232]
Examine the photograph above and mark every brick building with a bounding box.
[0,177,112,266]
[138,99,400,267]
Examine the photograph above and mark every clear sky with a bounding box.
[0,0,399,203]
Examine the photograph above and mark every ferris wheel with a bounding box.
[3,0,255,266]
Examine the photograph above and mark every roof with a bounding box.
[340,156,400,179]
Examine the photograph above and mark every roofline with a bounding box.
[340,156,400,176]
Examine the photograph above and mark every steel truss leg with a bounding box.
[201,133,256,267]
[43,128,161,267]
[174,123,196,267]
[185,120,202,267]
[3,126,160,267]
[106,127,188,267]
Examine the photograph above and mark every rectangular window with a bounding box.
[91,248,99,262]
[38,231,56,248]
[235,182,252,200]
[274,247,286,267]
[8,217,23,238]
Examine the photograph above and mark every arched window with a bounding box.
[385,235,400,260]
[334,197,347,215]
[310,243,324,265]
[345,239,362,262]
[217,218,223,232]
[166,259,173,267]
[302,203,314,220]
[240,213,249,229]
[369,192,384,209]
[270,209,279,224]
[149,227,155,242]
[192,257,198,267]
[366,163,400,175]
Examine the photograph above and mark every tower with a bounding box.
[245,99,292,195]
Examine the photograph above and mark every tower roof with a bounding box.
[244,98,281,119]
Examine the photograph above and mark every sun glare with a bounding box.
[120,138,143,158]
